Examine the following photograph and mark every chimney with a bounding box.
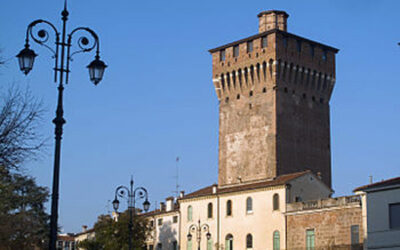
[212,184,217,194]
[258,10,289,33]
[82,225,88,232]
[179,191,185,198]
[160,202,166,211]
[165,197,174,212]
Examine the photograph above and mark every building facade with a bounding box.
[354,177,400,250]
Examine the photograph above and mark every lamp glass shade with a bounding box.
[187,233,192,241]
[87,57,107,85]
[112,198,119,211]
[143,200,150,212]
[16,47,37,75]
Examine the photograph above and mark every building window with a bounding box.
[297,40,302,52]
[57,241,63,249]
[187,239,192,250]
[261,36,268,48]
[173,241,178,250]
[158,218,163,226]
[246,197,253,213]
[173,216,178,223]
[149,245,154,250]
[322,50,327,61]
[208,203,213,218]
[150,220,154,228]
[188,205,193,221]
[390,203,400,229]
[246,234,253,249]
[157,243,162,250]
[310,45,314,57]
[351,225,359,245]
[207,238,213,250]
[283,36,288,48]
[220,49,226,61]
[273,194,279,210]
[225,234,233,250]
[227,200,232,216]
[233,45,239,57]
[247,41,253,53]
[273,231,280,250]
[306,229,315,250]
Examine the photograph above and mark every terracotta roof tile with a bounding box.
[181,171,310,200]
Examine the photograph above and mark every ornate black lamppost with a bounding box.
[187,220,211,250]
[112,177,150,250]
[16,1,106,250]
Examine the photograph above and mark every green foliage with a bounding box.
[0,166,49,250]
[77,212,149,250]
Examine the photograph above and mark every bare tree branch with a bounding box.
[0,87,46,170]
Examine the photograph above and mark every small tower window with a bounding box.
[247,41,253,53]
[233,45,239,57]
[249,91,253,97]
[297,40,302,52]
[283,36,288,48]
[310,45,315,57]
[220,49,226,61]
[261,36,268,48]
[322,50,328,61]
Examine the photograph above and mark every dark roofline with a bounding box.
[208,29,339,53]
[353,176,400,192]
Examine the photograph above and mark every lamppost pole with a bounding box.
[16,2,107,250]
[113,176,151,250]
[187,220,211,250]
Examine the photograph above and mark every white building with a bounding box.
[354,177,400,250]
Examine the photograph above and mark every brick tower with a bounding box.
[209,10,338,188]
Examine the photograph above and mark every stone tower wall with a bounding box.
[210,11,337,188]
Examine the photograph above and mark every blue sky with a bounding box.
[1,0,399,233]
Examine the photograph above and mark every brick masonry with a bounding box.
[286,206,363,249]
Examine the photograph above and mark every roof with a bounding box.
[208,29,339,53]
[74,228,95,237]
[57,234,75,241]
[354,176,400,192]
[139,204,180,217]
[181,171,311,200]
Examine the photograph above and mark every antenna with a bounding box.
[173,156,180,197]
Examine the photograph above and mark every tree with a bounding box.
[0,166,49,249]
[0,88,45,170]
[78,212,149,250]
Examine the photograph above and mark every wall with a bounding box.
[364,188,400,249]
[286,197,363,249]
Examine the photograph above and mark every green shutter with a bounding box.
[207,239,213,250]
[225,239,230,250]
[273,231,280,250]
[306,229,315,250]
[187,240,192,250]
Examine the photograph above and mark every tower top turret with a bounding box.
[258,10,289,33]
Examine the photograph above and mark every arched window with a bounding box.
[225,234,233,250]
[246,197,253,213]
[208,203,213,218]
[273,231,280,250]
[273,194,279,211]
[187,206,193,221]
[227,200,232,216]
[246,234,253,249]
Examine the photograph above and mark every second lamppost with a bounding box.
[187,220,211,250]
[112,177,150,250]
